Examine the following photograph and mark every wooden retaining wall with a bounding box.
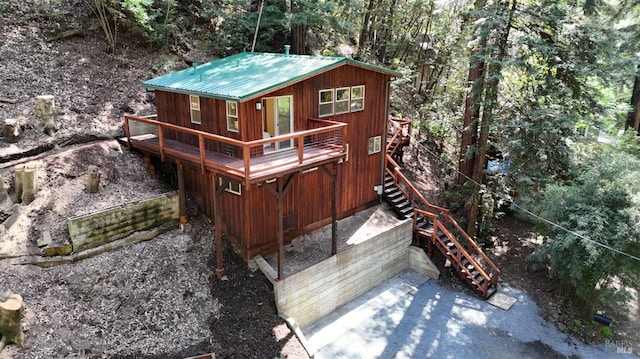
[68,192,179,252]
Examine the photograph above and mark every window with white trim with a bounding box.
[319,89,334,117]
[351,85,365,111]
[335,87,350,114]
[226,101,239,132]
[219,178,242,195]
[190,95,201,124]
[368,135,381,154]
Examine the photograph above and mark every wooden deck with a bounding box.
[124,115,346,184]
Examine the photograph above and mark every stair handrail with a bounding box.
[387,150,500,293]
[386,155,450,216]
[444,213,500,287]
[430,214,492,293]
[386,129,404,159]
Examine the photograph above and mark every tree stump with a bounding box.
[15,163,38,205]
[34,95,57,136]
[14,164,25,203]
[2,118,21,143]
[0,293,24,348]
[87,165,101,193]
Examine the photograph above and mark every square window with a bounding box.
[190,95,201,124]
[319,89,334,117]
[368,135,381,154]
[351,85,365,112]
[226,101,239,132]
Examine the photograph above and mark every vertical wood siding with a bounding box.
[154,64,393,259]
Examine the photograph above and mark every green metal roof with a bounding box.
[142,52,401,102]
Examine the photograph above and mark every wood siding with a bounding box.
[154,64,393,259]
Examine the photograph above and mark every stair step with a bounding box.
[389,195,408,205]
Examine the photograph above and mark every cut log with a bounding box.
[34,95,57,136]
[0,293,24,348]
[86,165,101,193]
[0,98,17,104]
[3,118,21,143]
[45,29,82,42]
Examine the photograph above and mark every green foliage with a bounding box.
[121,0,152,31]
[600,325,614,339]
[533,148,640,315]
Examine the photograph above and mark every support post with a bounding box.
[265,174,296,280]
[277,176,285,280]
[176,161,188,224]
[321,163,338,255]
[331,164,337,255]
[214,174,225,279]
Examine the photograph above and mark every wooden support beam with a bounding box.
[177,161,188,224]
[277,176,284,280]
[265,173,296,280]
[321,163,338,255]
[213,173,225,279]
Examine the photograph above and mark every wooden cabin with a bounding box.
[124,50,401,278]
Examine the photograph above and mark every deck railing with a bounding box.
[124,115,346,182]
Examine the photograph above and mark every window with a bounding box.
[190,95,201,124]
[319,89,334,117]
[368,135,381,154]
[220,178,241,195]
[319,85,365,117]
[335,87,350,114]
[226,101,239,132]
[351,85,364,111]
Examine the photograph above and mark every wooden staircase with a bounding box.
[383,119,499,299]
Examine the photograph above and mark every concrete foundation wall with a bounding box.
[68,192,179,252]
[260,220,429,330]
[409,246,441,280]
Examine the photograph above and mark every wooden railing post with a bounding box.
[198,134,206,174]
[158,125,165,162]
[243,144,251,179]
[297,135,304,163]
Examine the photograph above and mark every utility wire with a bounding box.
[413,139,640,263]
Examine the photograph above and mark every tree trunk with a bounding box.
[0,293,24,347]
[87,165,101,193]
[291,24,307,55]
[457,0,487,185]
[357,0,377,58]
[626,64,640,132]
[467,0,517,237]
[34,95,57,136]
[377,0,397,63]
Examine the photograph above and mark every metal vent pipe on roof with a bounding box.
[284,45,291,56]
